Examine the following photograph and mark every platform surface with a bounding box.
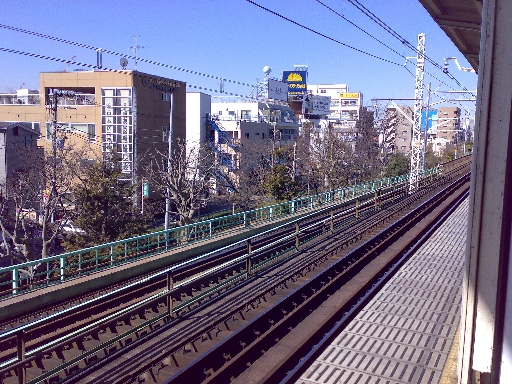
[298,198,468,384]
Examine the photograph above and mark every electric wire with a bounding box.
[0,47,251,98]
[245,0,403,67]
[314,0,471,96]
[0,23,254,88]
[345,0,475,95]
[314,0,405,60]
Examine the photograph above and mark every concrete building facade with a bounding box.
[0,122,40,199]
[436,106,461,144]
[307,84,362,129]
[0,70,187,184]
[385,105,414,154]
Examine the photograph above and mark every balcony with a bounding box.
[0,94,40,105]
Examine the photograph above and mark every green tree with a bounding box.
[424,143,442,170]
[385,153,410,178]
[264,164,300,201]
[65,154,147,250]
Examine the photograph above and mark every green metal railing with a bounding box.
[0,168,439,299]
[0,169,438,383]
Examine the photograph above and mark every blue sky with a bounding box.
[0,0,477,109]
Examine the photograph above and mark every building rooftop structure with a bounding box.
[0,70,186,186]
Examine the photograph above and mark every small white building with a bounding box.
[430,137,451,155]
[210,99,298,142]
[186,92,211,149]
[307,84,363,128]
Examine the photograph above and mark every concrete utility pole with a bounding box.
[422,82,432,171]
[49,89,75,222]
[164,93,174,247]
[410,33,426,191]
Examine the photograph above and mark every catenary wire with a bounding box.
[345,0,475,95]
[245,0,404,67]
[0,23,254,88]
[0,47,252,98]
[313,0,453,88]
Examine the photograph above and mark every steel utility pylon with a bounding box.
[410,33,426,191]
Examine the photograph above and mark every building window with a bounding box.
[162,92,172,102]
[245,133,249,139]
[101,87,134,175]
[262,133,265,139]
[320,89,326,93]
[162,126,170,142]
[401,146,406,150]
[241,110,251,120]
[25,135,33,147]
[402,130,407,135]
[13,126,19,136]
[68,123,96,142]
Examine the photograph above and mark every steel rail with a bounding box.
[278,187,470,384]
[163,173,470,384]
[0,163,470,383]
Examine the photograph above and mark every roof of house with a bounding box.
[0,122,40,136]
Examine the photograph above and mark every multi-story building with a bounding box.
[385,105,414,154]
[436,106,461,143]
[0,70,186,185]
[205,98,299,189]
[210,99,298,141]
[307,84,363,140]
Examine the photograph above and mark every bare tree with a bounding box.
[309,127,354,191]
[0,141,82,275]
[145,140,216,226]
[228,138,272,211]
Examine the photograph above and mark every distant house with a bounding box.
[0,122,40,199]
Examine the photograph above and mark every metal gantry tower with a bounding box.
[410,33,426,191]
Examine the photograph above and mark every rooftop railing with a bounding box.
[0,93,96,106]
[0,94,40,105]
[0,167,440,300]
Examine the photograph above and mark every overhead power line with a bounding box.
[0,24,254,88]
[0,47,251,98]
[245,0,403,67]
[345,0,475,94]
[314,0,406,60]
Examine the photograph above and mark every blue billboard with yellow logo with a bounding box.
[282,70,308,99]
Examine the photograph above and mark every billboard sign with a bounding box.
[308,95,331,115]
[338,92,360,99]
[267,79,288,101]
[282,70,307,98]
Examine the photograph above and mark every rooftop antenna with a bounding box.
[128,35,144,70]
[59,55,76,72]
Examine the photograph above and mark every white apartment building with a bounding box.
[210,98,299,144]
[185,94,300,190]
[307,84,363,127]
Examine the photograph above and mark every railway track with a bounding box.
[0,159,470,384]
[166,173,470,384]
